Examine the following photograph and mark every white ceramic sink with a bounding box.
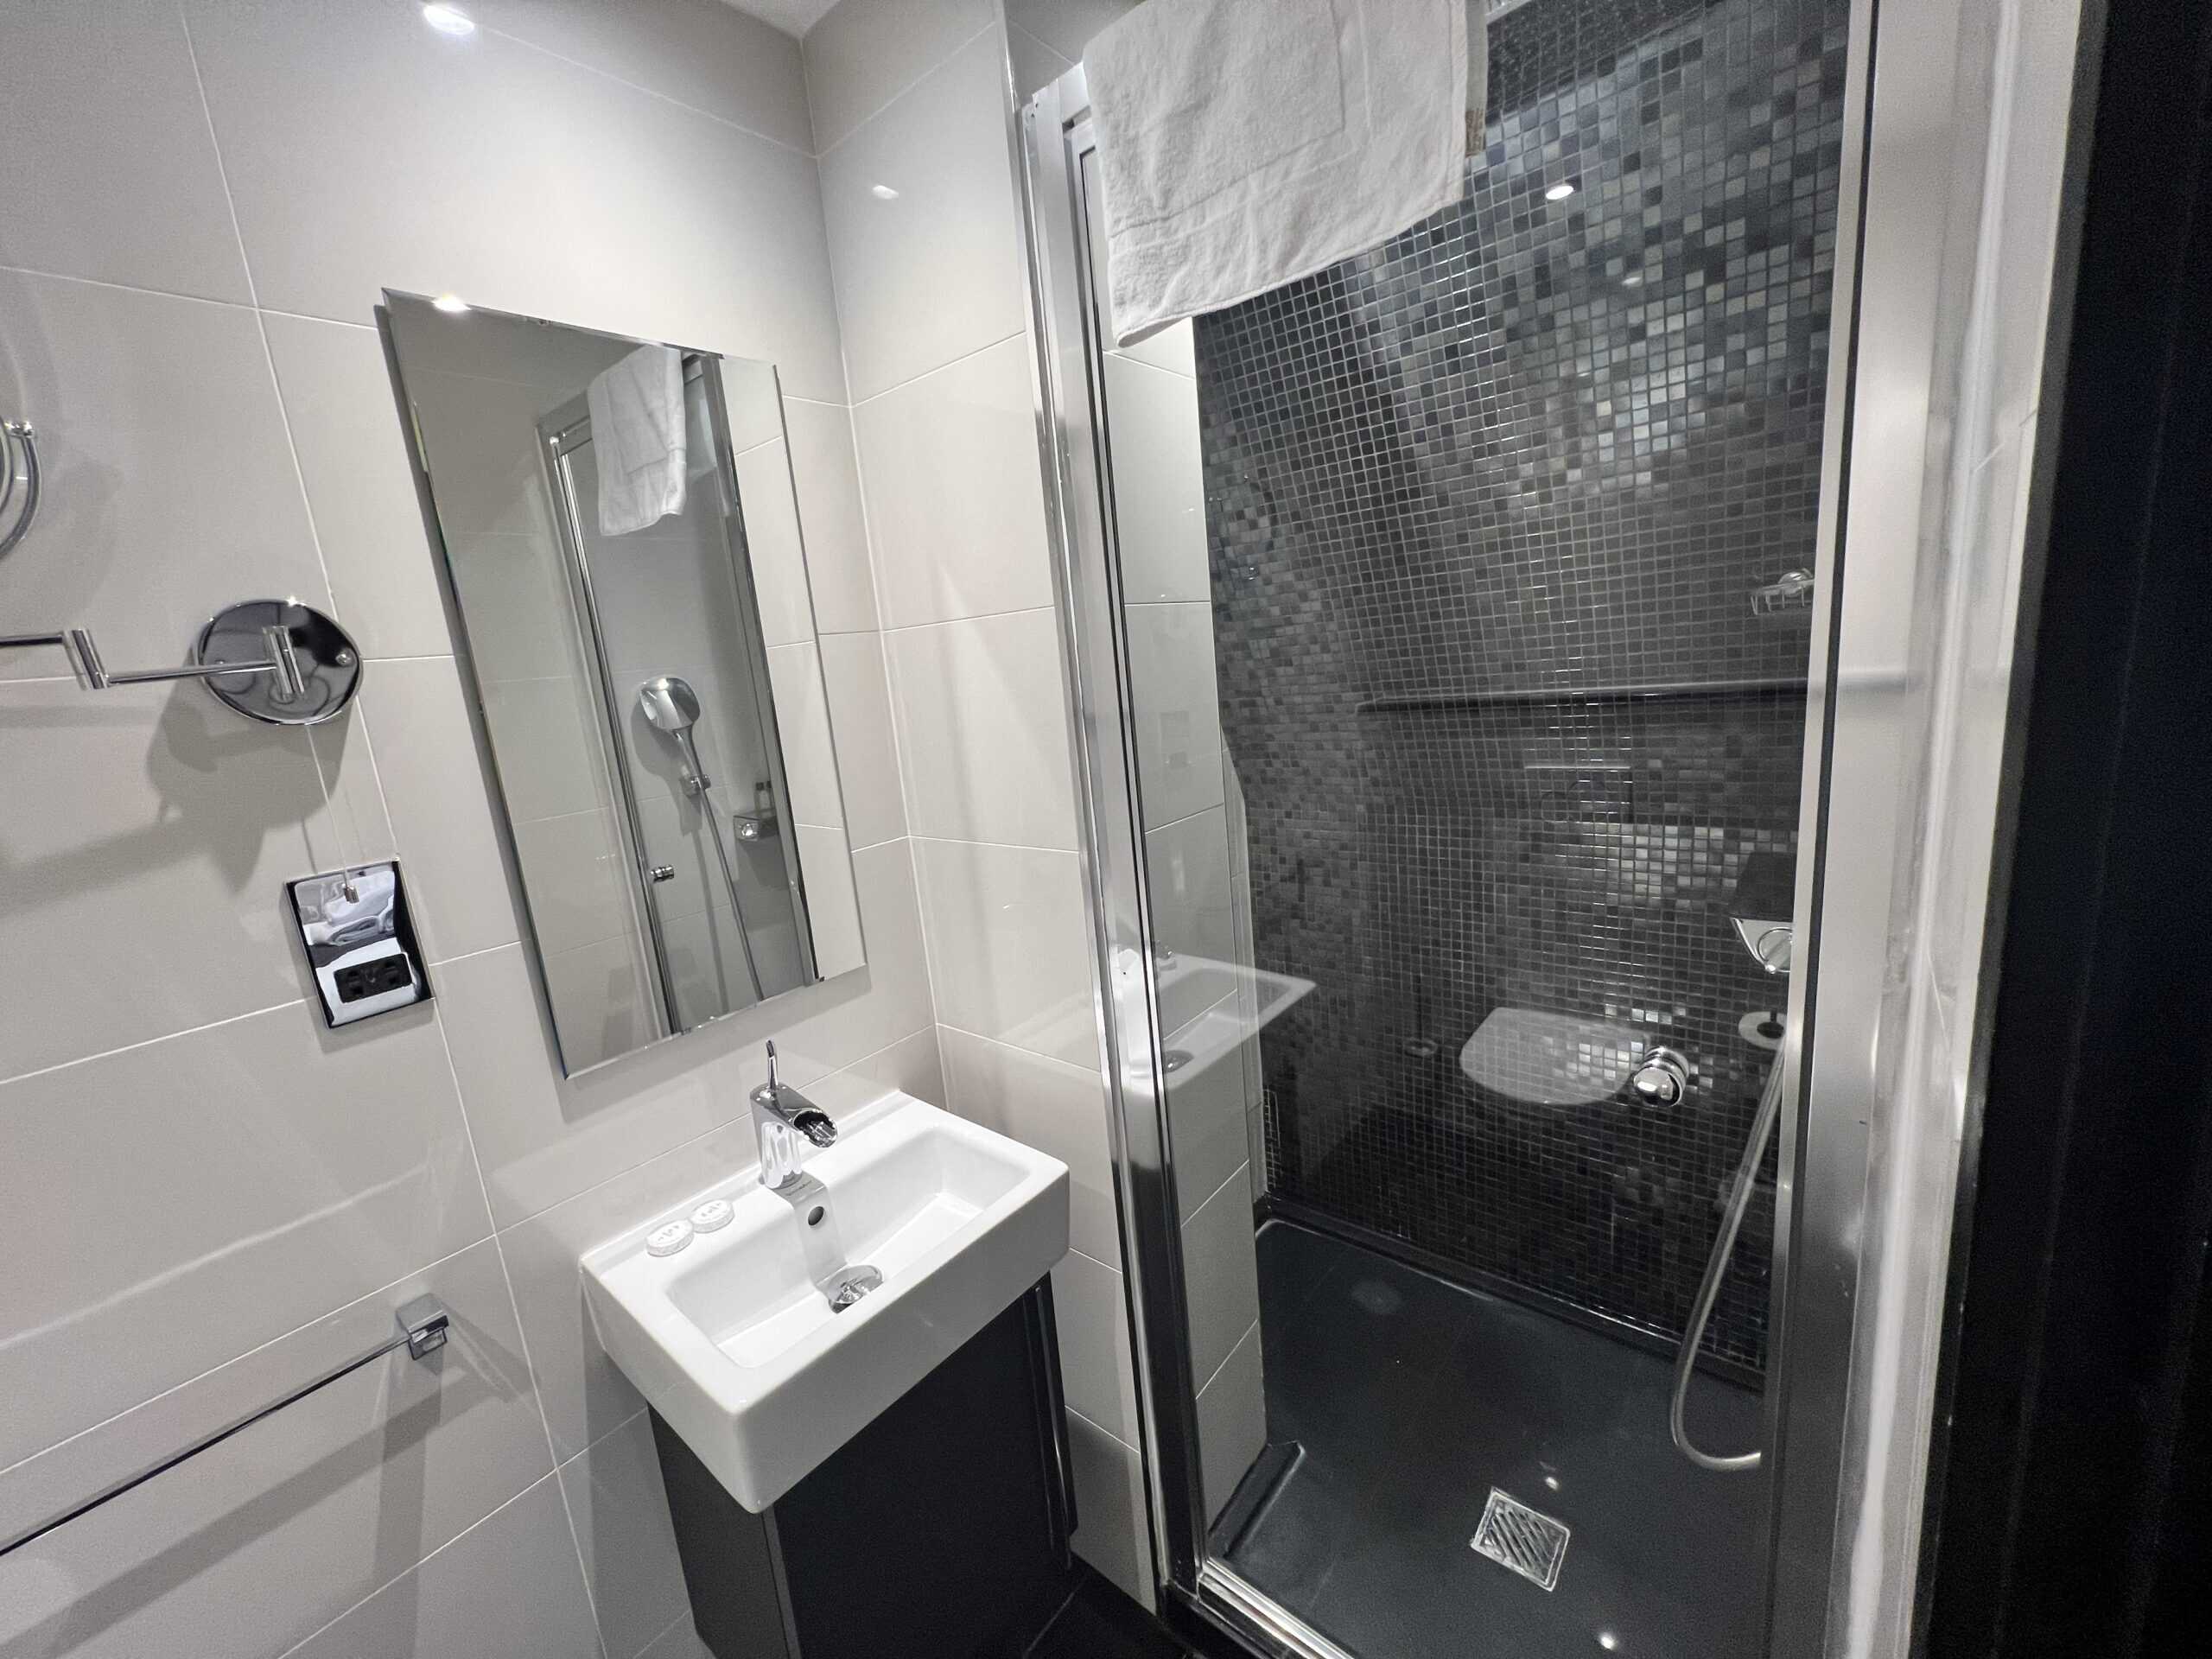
[582,1094,1068,1512]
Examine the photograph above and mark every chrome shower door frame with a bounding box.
[1017,0,2012,1644]
[538,355,824,1049]
[1020,78,1382,1658]
[539,405,686,1046]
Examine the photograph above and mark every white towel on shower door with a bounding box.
[1084,0,1482,346]
[587,343,687,536]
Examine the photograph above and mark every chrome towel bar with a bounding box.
[0,1298,448,1561]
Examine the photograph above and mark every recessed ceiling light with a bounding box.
[870,183,899,200]
[1545,181,1577,201]
[1623,273,1644,287]
[422,4,476,37]
[432,294,471,314]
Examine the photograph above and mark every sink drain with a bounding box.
[826,1265,883,1313]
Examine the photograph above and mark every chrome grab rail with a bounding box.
[0,1298,449,1560]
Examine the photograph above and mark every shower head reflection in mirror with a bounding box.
[380,291,865,1076]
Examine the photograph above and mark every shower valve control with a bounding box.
[1630,1046,1689,1109]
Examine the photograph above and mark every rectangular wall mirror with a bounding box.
[381,292,863,1076]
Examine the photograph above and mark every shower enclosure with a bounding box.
[1020,0,2013,1650]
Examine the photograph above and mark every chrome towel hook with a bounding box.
[0,419,39,556]
[0,598,363,726]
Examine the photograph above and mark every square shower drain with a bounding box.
[1471,1488,1570,1592]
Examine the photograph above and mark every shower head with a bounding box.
[638,675,702,734]
[639,675,712,794]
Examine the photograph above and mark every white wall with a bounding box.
[0,4,932,1656]
[801,0,1160,1604]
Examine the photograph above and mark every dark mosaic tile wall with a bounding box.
[1192,0,1848,1370]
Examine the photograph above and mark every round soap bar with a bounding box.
[690,1198,734,1234]
[645,1218,694,1257]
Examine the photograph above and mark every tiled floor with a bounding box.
[1218,1222,1770,1659]
[1029,1573,1194,1658]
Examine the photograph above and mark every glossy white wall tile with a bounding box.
[183,0,849,402]
[801,0,997,154]
[1003,0,1137,65]
[772,837,938,1065]
[1164,1030,1251,1229]
[441,945,768,1229]
[781,398,880,633]
[1100,353,1210,602]
[0,683,377,1077]
[557,1411,693,1659]
[1051,1249,1141,1446]
[1007,21,1075,102]
[914,838,1096,1066]
[0,0,251,301]
[0,999,490,1469]
[1124,603,1228,827]
[1180,1162,1261,1389]
[0,270,330,686]
[261,314,455,663]
[852,337,1056,626]
[1195,1320,1266,1524]
[815,29,1031,401]
[1111,317,1198,379]
[1064,1410,1152,1609]
[279,1475,602,1659]
[468,0,816,153]
[887,609,1079,849]
[1144,804,1236,965]
[817,632,906,847]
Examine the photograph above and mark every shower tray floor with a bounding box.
[1220,1221,1770,1659]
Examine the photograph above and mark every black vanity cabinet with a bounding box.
[651,1279,1080,1659]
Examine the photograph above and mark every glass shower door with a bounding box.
[1022,0,1886,1651]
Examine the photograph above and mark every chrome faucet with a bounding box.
[749,1040,836,1192]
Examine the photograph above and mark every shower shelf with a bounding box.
[1357,675,1808,715]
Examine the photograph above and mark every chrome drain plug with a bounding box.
[827,1265,883,1313]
